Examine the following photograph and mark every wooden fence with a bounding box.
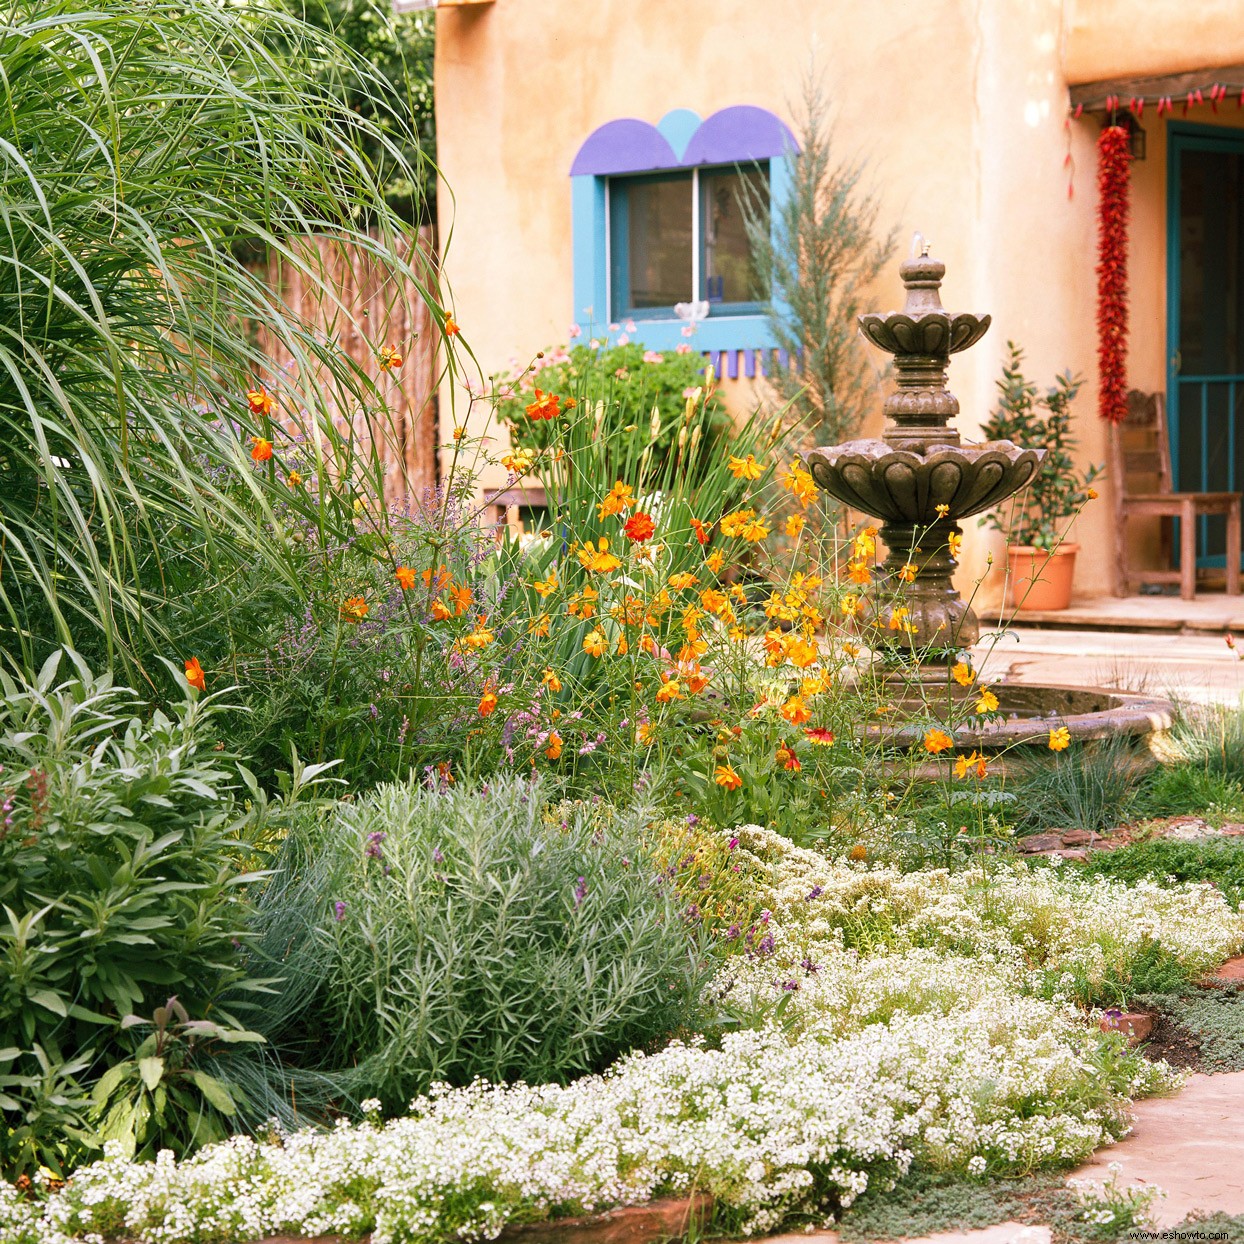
[255,228,439,509]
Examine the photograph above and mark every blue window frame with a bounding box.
[570,107,797,353]
[608,163,769,322]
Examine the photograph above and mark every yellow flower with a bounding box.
[841,594,863,618]
[951,661,975,687]
[935,503,950,518]
[285,469,302,488]
[923,728,954,754]
[502,448,535,474]
[340,595,368,623]
[700,588,729,615]
[541,668,562,693]
[655,677,683,703]
[948,531,963,558]
[779,462,818,507]
[597,480,635,520]
[583,628,607,657]
[705,550,725,573]
[714,764,743,790]
[780,696,811,725]
[847,561,872,585]
[785,514,806,537]
[786,637,820,669]
[533,570,558,597]
[636,722,655,744]
[975,688,999,714]
[728,454,763,481]
[668,572,700,591]
[954,750,988,779]
[887,606,915,632]
[529,613,551,636]
[1087,487,1099,500]
[1049,726,1072,752]
[853,526,878,559]
[452,426,466,442]
[898,562,917,583]
[739,515,770,543]
[577,538,622,573]
[719,509,754,538]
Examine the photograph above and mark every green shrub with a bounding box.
[495,339,733,489]
[1135,762,1244,820]
[247,778,710,1111]
[1081,836,1244,909]
[1007,736,1144,835]
[0,652,272,1174]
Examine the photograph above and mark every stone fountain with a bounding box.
[806,252,1174,754]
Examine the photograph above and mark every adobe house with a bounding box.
[427,0,1244,609]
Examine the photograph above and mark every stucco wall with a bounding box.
[434,0,1243,606]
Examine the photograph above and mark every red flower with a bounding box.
[183,657,206,692]
[804,727,835,746]
[250,436,273,463]
[246,386,275,417]
[624,512,656,543]
[690,517,710,545]
[1096,125,1131,424]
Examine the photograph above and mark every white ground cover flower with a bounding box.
[9,824,1240,1244]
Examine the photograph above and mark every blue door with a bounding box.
[1168,123,1244,567]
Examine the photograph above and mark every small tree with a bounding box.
[744,74,896,446]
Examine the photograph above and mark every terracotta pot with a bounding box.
[1007,543,1079,611]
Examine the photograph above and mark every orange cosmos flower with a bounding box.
[705,550,725,574]
[785,514,805,537]
[776,743,801,772]
[378,344,403,369]
[975,688,999,714]
[804,727,835,746]
[525,388,561,421]
[443,314,460,336]
[655,677,683,703]
[545,730,563,760]
[541,668,562,693]
[463,617,495,648]
[728,453,763,481]
[853,526,878,558]
[250,436,273,463]
[780,696,811,725]
[954,750,988,779]
[1049,726,1072,752]
[431,599,452,621]
[395,566,417,590]
[449,583,473,616]
[502,448,535,475]
[684,664,710,694]
[477,690,498,717]
[700,588,729,615]
[597,481,635,520]
[780,462,819,507]
[624,512,656,542]
[583,628,607,657]
[898,562,918,583]
[948,531,963,558]
[847,561,872,586]
[935,503,950,518]
[718,509,754,538]
[714,764,743,790]
[739,515,770,543]
[636,722,655,744]
[690,517,710,545]
[667,572,700,591]
[246,386,275,416]
[341,595,369,623]
[286,470,303,488]
[923,728,954,754]
[841,594,863,618]
[951,661,975,687]
[1086,487,1099,500]
[533,570,558,598]
[529,613,551,636]
[183,657,206,692]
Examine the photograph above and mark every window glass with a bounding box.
[610,173,692,316]
[701,165,767,307]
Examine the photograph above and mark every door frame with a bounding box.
[1166,120,1244,567]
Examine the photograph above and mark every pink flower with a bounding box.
[680,324,696,338]
[682,386,699,399]
[643,350,664,364]
[590,338,602,349]
[675,343,693,355]
[624,319,637,333]
[616,333,630,346]
[609,323,620,332]
[569,323,582,338]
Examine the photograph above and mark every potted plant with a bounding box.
[979,342,1103,611]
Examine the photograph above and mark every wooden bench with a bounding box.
[1109,389,1241,599]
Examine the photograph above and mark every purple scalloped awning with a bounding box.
[570,106,798,176]
[569,119,681,176]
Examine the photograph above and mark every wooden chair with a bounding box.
[1109,389,1241,599]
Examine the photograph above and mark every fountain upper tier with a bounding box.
[806,254,1044,527]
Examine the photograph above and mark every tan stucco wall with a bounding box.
[1064,0,1244,85]
[434,0,1244,606]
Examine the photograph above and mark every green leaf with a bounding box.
[28,989,67,1017]
[137,1056,164,1092]
[189,1071,236,1115]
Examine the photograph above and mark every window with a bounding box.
[570,107,797,352]
[608,164,768,320]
